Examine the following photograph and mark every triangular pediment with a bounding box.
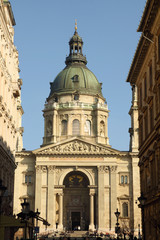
[33,137,122,156]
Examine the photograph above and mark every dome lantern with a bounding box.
[65,22,87,65]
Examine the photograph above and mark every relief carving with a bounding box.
[110,166,117,172]
[35,165,41,173]
[48,165,55,173]
[98,166,109,173]
[37,140,116,156]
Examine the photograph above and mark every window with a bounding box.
[74,94,79,100]
[25,175,32,184]
[122,203,128,217]
[121,176,124,184]
[84,120,91,135]
[124,176,128,184]
[120,174,128,185]
[61,120,67,135]
[72,119,80,135]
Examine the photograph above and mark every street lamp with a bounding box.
[114,208,120,239]
[138,193,146,240]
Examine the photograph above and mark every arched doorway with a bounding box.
[63,171,90,230]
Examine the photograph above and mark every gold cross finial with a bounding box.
[75,19,77,31]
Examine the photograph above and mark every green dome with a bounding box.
[49,64,103,97]
[49,30,103,98]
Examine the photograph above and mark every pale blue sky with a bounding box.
[11,0,146,151]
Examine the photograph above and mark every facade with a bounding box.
[0,0,23,239]
[127,0,160,239]
[0,0,23,215]
[14,27,141,236]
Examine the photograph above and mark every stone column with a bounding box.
[89,193,95,230]
[35,165,42,227]
[47,166,56,229]
[110,166,117,231]
[97,166,109,231]
[52,109,57,143]
[58,193,63,231]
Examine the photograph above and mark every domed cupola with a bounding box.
[43,25,109,147]
[65,23,87,66]
[48,23,104,99]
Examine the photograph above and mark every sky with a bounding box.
[10,0,146,151]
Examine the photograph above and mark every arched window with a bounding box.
[124,175,128,184]
[122,202,128,217]
[121,175,124,184]
[61,120,67,135]
[72,119,80,135]
[84,120,91,135]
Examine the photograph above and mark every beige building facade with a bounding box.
[127,0,160,239]
[0,0,23,214]
[14,28,141,236]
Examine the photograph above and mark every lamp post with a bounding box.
[138,193,146,240]
[0,179,7,214]
[114,208,120,239]
[21,198,30,239]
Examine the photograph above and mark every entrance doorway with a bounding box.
[71,212,80,230]
[63,171,90,230]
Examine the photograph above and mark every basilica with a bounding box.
[14,26,141,235]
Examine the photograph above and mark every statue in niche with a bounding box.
[46,120,52,136]
[100,121,105,137]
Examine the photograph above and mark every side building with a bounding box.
[127,0,160,239]
[14,28,141,237]
[0,0,23,237]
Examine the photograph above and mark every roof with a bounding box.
[49,63,103,98]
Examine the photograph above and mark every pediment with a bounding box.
[33,138,121,156]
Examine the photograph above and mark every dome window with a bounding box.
[72,119,80,135]
[74,94,79,101]
[73,75,79,82]
[61,120,67,135]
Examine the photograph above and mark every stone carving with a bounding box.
[48,165,55,173]
[42,166,47,172]
[98,166,110,173]
[110,166,117,172]
[35,165,41,173]
[36,140,118,156]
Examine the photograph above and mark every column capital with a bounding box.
[47,165,55,173]
[110,166,117,173]
[97,165,110,173]
[35,165,42,173]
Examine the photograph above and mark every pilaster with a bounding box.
[47,165,56,229]
[110,166,117,230]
